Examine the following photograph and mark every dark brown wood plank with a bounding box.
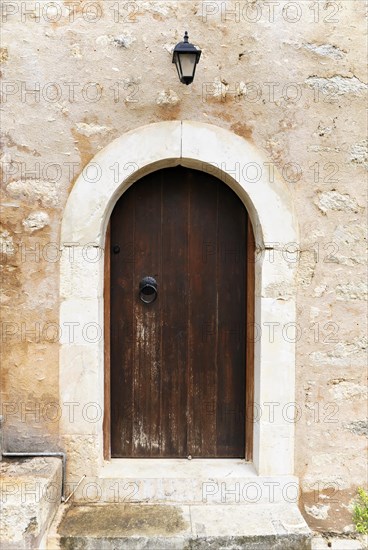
[160,168,189,456]
[103,222,111,460]
[110,167,248,459]
[131,172,162,457]
[187,171,219,457]
[110,186,136,457]
[245,218,255,462]
[216,180,246,457]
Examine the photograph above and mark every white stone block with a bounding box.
[60,246,104,300]
[257,423,294,476]
[59,298,103,345]
[61,122,182,246]
[181,121,298,247]
[61,434,102,480]
[258,248,298,299]
[59,344,102,435]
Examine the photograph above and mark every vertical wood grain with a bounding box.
[103,222,111,460]
[109,167,250,458]
[245,218,255,462]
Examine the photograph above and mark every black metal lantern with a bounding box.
[172,31,202,85]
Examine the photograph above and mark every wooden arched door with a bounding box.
[107,166,253,458]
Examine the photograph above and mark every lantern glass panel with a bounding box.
[178,52,197,79]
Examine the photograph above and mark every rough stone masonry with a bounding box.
[0,0,367,537]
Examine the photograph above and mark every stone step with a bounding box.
[0,457,62,550]
[48,502,312,550]
[69,459,301,506]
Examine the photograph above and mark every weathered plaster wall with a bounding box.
[1,0,367,533]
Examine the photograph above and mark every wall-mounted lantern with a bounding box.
[172,31,202,85]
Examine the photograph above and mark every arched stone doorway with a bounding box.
[59,121,298,480]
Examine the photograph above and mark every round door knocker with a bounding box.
[139,276,158,304]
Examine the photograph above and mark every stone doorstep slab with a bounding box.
[48,502,312,549]
[70,475,300,505]
[0,457,62,550]
[69,460,300,505]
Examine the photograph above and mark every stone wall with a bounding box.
[1,0,367,533]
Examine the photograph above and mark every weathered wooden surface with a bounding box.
[110,167,247,458]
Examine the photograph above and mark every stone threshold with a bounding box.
[70,458,302,506]
[100,458,257,478]
[48,501,312,550]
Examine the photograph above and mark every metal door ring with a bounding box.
[139,277,158,304]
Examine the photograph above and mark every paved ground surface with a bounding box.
[47,501,368,549]
[311,535,368,549]
[51,502,312,549]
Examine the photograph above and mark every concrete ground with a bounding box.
[1,458,366,550]
[48,502,312,549]
[47,501,368,550]
[311,535,368,549]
